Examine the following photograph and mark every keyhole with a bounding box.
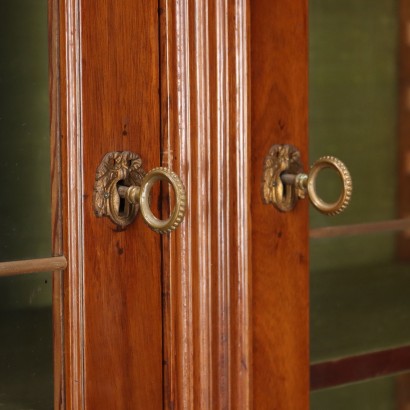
[119,195,126,215]
[116,180,131,217]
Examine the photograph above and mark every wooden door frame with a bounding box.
[55,0,163,408]
[251,1,309,408]
[159,1,251,408]
[53,0,309,408]
[51,0,88,407]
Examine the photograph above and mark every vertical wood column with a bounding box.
[59,0,163,408]
[251,1,310,408]
[396,373,410,409]
[398,1,410,260]
[160,1,251,408]
[59,1,84,408]
[49,0,65,408]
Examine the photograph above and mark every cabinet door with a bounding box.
[59,0,310,409]
[252,1,410,409]
[57,0,163,408]
[59,0,255,407]
[310,1,410,409]
[251,1,310,408]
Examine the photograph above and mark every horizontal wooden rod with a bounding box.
[0,256,67,278]
[311,345,410,390]
[310,218,410,239]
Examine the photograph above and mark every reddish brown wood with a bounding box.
[59,2,84,407]
[160,1,251,408]
[398,0,410,260]
[49,0,65,407]
[251,0,309,408]
[311,346,410,390]
[59,0,163,408]
[55,0,309,407]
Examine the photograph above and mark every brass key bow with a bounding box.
[262,144,352,215]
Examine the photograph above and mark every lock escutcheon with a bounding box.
[93,151,186,233]
[262,144,352,215]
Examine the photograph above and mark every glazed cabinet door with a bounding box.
[253,1,410,409]
[57,0,163,408]
[1,0,310,408]
[251,0,310,409]
[57,0,309,409]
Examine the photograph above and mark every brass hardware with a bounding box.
[93,151,186,232]
[262,144,352,215]
[122,167,186,234]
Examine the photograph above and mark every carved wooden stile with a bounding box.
[160,1,251,408]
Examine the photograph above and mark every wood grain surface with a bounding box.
[160,1,251,408]
[59,0,163,408]
[251,0,310,408]
[56,1,310,408]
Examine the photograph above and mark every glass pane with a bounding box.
[309,0,410,363]
[311,372,410,410]
[0,273,52,409]
[311,236,410,361]
[0,0,51,261]
[0,0,53,408]
[309,0,398,229]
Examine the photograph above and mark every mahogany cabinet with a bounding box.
[0,0,410,410]
[52,0,309,408]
